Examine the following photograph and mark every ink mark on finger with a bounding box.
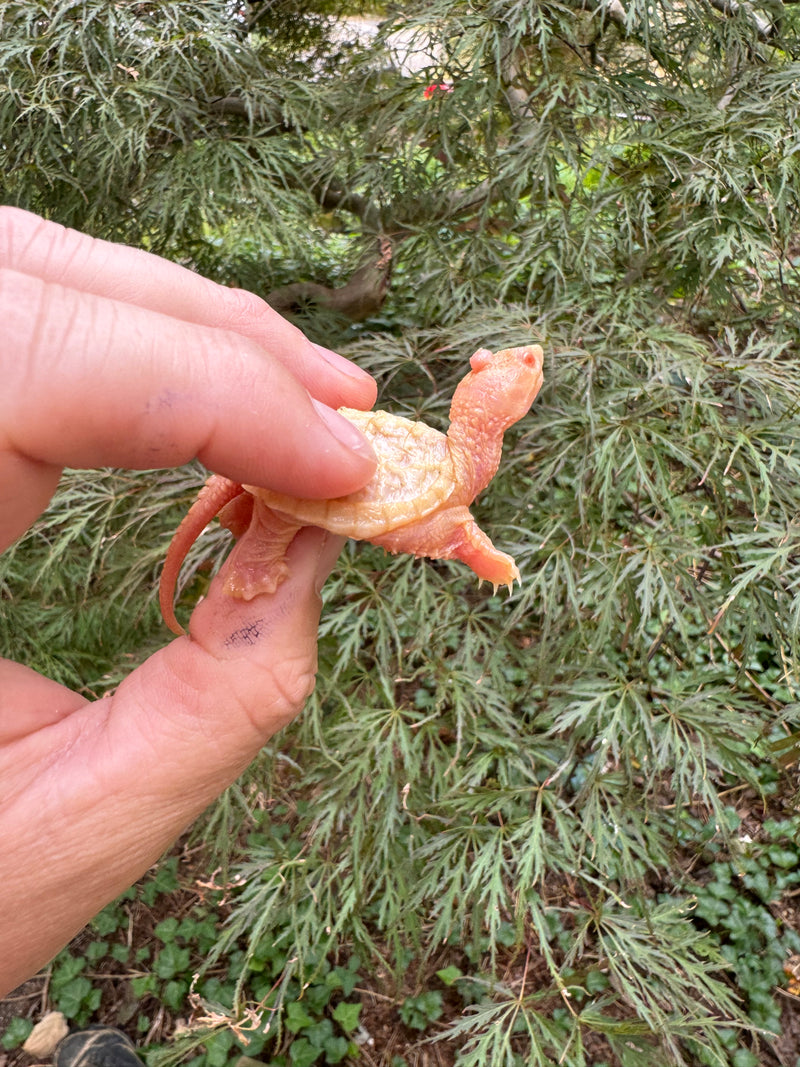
[146,388,183,412]
[225,619,266,648]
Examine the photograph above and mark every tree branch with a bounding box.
[266,238,393,321]
[208,95,295,134]
[706,0,776,38]
[312,180,382,232]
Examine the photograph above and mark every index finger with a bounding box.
[0,207,377,412]
[0,269,376,550]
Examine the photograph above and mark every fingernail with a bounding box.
[311,397,376,461]
[312,342,374,383]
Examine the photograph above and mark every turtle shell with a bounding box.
[245,407,457,538]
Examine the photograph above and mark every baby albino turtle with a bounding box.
[160,344,544,634]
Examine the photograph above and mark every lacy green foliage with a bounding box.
[195,319,799,1066]
[4,1,800,1064]
[4,0,799,324]
[0,1,345,263]
[0,465,219,692]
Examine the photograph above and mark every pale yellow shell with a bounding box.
[246,407,457,537]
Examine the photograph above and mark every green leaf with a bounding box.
[131,974,159,998]
[155,917,181,943]
[327,965,358,997]
[154,943,191,980]
[1,1018,33,1050]
[91,905,125,937]
[767,845,798,869]
[585,969,611,994]
[51,954,86,985]
[331,1001,361,1032]
[301,1020,332,1046]
[54,976,96,1019]
[322,1036,349,1064]
[399,992,444,1031]
[86,940,109,962]
[203,1029,236,1067]
[285,1001,315,1034]
[731,1051,760,1067]
[162,979,188,1011]
[288,1038,322,1067]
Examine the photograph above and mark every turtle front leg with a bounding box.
[218,499,301,601]
[372,507,520,590]
[447,520,520,590]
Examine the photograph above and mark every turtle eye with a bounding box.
[470,348,493,372]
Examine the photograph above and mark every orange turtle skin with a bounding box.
[160,345,544,634]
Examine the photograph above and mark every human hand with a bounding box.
[0,208,377,994]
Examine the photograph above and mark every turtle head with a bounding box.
[450,345,544,434]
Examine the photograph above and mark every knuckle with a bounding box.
[222,285,274,329]
[0,206,59,269]
[263,657,318,722]
[0,206,31,265]
[228,644,320,738]
[0,268,46,366]
[223,285,304,344]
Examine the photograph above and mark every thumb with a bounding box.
[0,528,344,992]
[106,527,344,800]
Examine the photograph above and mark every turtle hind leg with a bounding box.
[219,500,300,600]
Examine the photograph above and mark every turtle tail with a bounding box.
[159,475,245,635]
